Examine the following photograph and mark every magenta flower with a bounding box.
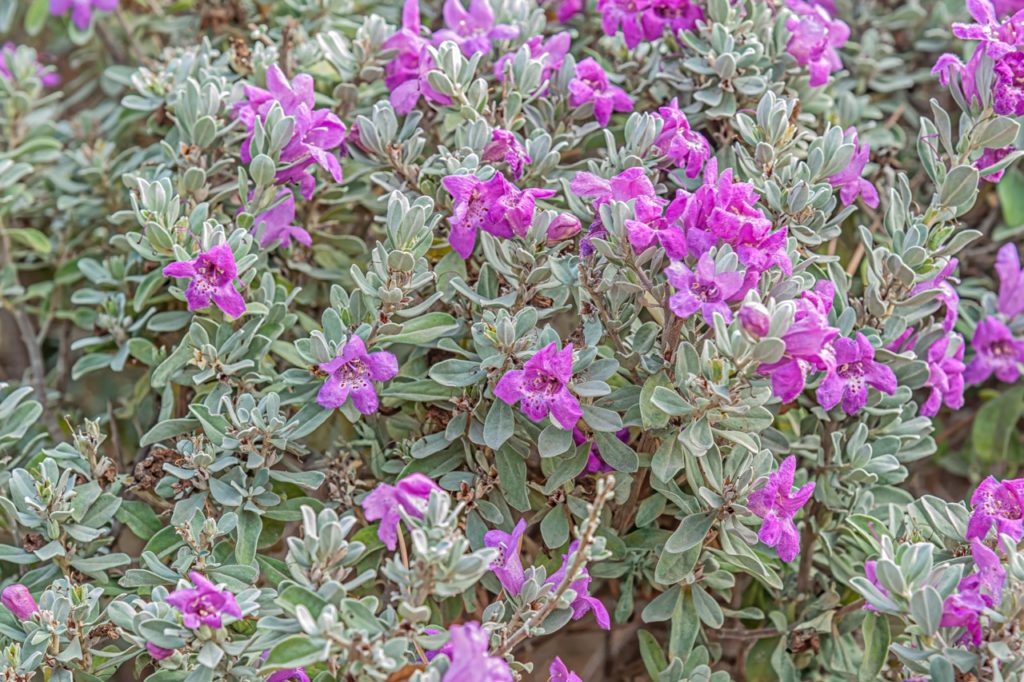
[964,316,1024,385]
[967,538,1007,603]
[383,0,452,114]
[163,243,247,319]
[996,243,1024,317]
[166,572,242,629]
[251,191,311,249]
[994,52,1024,115]
[435,0,519,56]
[940,586,988,646]
[267,668,311,682]
[494,342,583,430]
[967,476,1024,543]
[816,333,897,414]
[147,643,175,661]
[995,0,1024,15]
[571,167,663,212]
[757,282,839,402]
[597,0,650,49]
[952,0,1024,59]
[625,198,687,259]
[862,561,889,613]
[785,3,850,87]
[666,253,747,325]
[483,518,527,595]
[643,0,704,40]
[827,128,879,208]
[920,334,966,417]
[652,98,711,178]
[0,584,38,619]
[545,541,611,629]
[482,129,531,180]
[667,159,774,261]
[0,44,59,88]
[49,0,117,30]
[549,657,583,682]
[317,335,399,414]
[362,473,442,551]
[572,427,630,474]
[568,58,634,127]
[552,0,584,22]
[235,65,346,200]
[442,173,555,258]
[441,622,513,682]
[746,455,815,562]
[977,146,1015,182]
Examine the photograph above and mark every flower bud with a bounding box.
[147,642,175,660]
[1,584,38,619]
[546,213,582,243]
[739,303,770,338]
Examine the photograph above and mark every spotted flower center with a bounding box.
[982,489,1022,520]
[337,358,369,383]
[690,280,721,301]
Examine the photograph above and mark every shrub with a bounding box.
[0,0,1022,680]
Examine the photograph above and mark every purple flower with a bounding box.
[757,282,839,402]
[547,213,582,243]
[163,243,247,319]
[165,572,242,630]
[494,33,571,89]
[994,52,1024,115]
[251,191,311,249]
[482,130,531,180]
[968,537,1006,603]
[940,587,988,646]
[552,0,584,22]
[435,0,519,56]
[267,669,311,682]
[597,0,650,49]
[49,0,117,30]
[572,427,630,474]
[545,541,611,629]
[665,253,747,325]
[966,476,1024,543]
[739,302,771,338]
[494,342,583,430]
[667,159,775,262]
[652,98,711,178]
[0,584,38,619]
[827,128,879,208]
[785,3,850,87]
[235,65,346,200]
[643,0,704,40]
[977,146,1015,182]
[571,167,662,211]
[483,518,527,595]
[995,0,1024,15]
[383,0,453,114]
[921,334,966,417]
[625,204,686,259]
[549,657,583,682]
[568,58,634,127]
[0,44,59,87]
[747,455,815,562]
[816,333,897,414]
[964,316,1024,384]
[442,173,555,258]
[996,243,1024,317]
[147,643,175,661]
[862,561,888,613]
[317,335,399,414]
[441,622,513,682]
[952,0,1024,60]
[362,473,442,551]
